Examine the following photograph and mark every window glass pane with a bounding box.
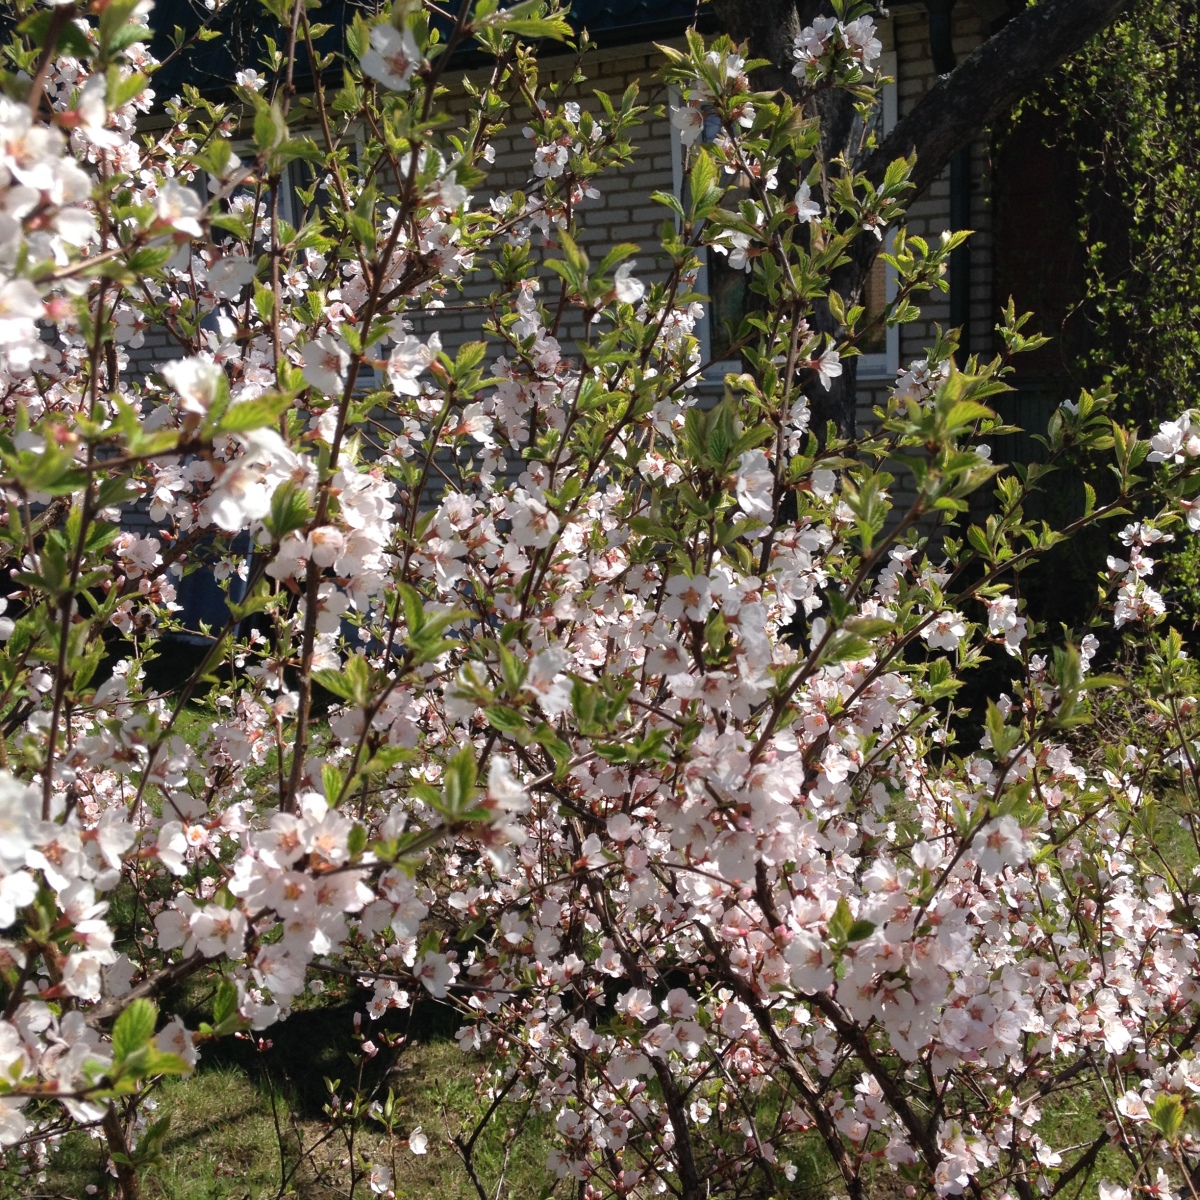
[708,253,749,363]
[859,252,888,356]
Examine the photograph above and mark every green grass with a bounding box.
[14,1011,1136,1200]
[26,1068,294,1200]
[23,1036,558,1200]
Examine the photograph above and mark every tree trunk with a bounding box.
[711,0,1138,436]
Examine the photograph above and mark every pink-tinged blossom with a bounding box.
[360,23,421,91]
[156,821,190,876]
[663,573,714,622]
[665,988,698,1019]
[713,228,753,271]
[302,334,350,395]
[415,951,457,998]
[0,278,42,344]
[0,1098,28,1148]
[985,596,1026,656]
[61,951,112,1001]
[155,1018,198,1069]
[155,181,204,238]
[207,253,256,300]
[0,872,37,928]
[1147,410,1200,462]
[1116,1089,1150,1122]
[235,69,266,92]
[207,429,307,532]
[190,905,247,959]
[387,333,439,395]
[786,930,835,992]
[532,141,569,179]
[0,772,39,875]
[895,354,951,405]
[974,815,1028,875]
[843,17,883,67]
[613,261,645,304]
[508,488,560,549]
[792,16,839,70]
[486,756,530,834]
[615,987,658,1023]
[922,610,966,653]
[735,448,774,521]
[814,343,842,389]
[161,355,225,415]
[794,181,821,222]
[720,999,754,1039]
[670,104,704,144]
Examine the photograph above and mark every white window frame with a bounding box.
[666,86,726,382]
[857,51,899,380]
[670,56,899,383]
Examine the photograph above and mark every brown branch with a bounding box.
[102,1102,139,1200]
[84,952,210,1028]
[866,0,1136,200]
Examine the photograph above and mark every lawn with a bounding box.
[24,1033,560,1200]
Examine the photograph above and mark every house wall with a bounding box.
[132,17,995,413]
[859,6,994,514]
[401,42,680,355]
[128,15,997,547]
[408,19,996,416]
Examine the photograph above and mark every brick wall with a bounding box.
[129,21,994,530]
[401,43,680,356]
[131,25,992,406]
[892,5,993,362]
[862,8,993,513]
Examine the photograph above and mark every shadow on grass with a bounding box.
[168,983,463,1119]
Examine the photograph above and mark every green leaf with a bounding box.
[984,699,1020,757]
[560,231,589,276]
[1150,1093,1184,1142]
[214,392,293,435]
[342,654,371,708]
[819,631,873,664]
[453,341,488,377]
[19,10,92,57]
[131,1115,172,1166]
[397,583,425,635]
[485,705,527,735]
[213,980,238,1028]
[442,745,478,818]
[264,479,312,540]
[112,999,157,1064]
[943,400,994,431]
[322,763,346,803]
[688,147,719,219]
[828,898,855,944]
[312,669,356,702]
[138,1049,193,1078]
[253,95,288,158]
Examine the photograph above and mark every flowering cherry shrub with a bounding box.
[3,1,1200,1198]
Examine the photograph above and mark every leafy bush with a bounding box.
[1,3,1200,1200]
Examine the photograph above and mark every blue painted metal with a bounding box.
[149,0,702,101]
[169,536,251,645]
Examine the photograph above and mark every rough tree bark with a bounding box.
[710,0,1137,436]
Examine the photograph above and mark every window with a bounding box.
[672,53,899,381]
[854,50,898,379]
